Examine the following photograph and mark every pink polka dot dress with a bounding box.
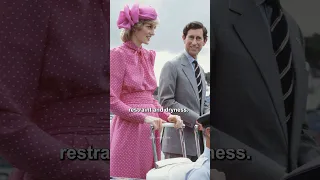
[110,41,170,179]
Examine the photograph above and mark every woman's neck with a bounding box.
[131,36,142,47]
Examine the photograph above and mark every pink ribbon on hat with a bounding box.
[117,3,158,30]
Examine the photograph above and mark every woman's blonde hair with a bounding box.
[120,19,158,42]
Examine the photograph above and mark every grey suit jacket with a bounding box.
[211,0,320,179]
[158,53,210,156]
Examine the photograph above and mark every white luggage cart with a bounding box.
[146,123,201,180]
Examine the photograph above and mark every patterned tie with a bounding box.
[192,60,204,153]
[268,0,294,132]
[192,60,203,105]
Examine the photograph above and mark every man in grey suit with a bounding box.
[158,21,210,162]
[211,0,320,179]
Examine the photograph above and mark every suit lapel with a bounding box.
[200,68,207,113]
[180,54,200,102]
[230,0,288,144]
[287,12,308,149]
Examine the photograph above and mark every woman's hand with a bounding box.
[167,115,184,129]
[144,116,164,130]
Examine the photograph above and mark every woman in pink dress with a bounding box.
[110,3,184,179]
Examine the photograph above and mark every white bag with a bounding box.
[146,123,202,180]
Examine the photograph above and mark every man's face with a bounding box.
[183,28,206,59]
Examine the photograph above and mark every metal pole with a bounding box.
[150,125,158,169]
[179,124,187,158]
[194,124,201,157]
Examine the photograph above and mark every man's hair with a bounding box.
[182,21,208,41]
